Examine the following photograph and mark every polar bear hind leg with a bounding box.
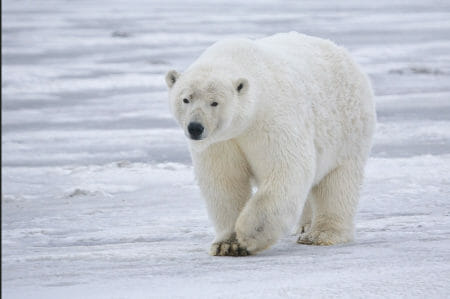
[298,158,363,246]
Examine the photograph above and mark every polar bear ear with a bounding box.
[234,78,248,95]
[165,70,180,88]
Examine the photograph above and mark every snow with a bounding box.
[2,0,450,298]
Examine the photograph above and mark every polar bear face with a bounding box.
[165,69,250,147]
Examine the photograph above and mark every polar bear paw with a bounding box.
[297,229,352,246]
[210,234,249,257]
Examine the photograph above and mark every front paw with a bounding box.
[235,214,276,253]
[210,234,249,257]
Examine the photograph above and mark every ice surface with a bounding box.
[2,0,450,298]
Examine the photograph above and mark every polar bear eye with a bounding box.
[183,98,190,104]
[211,102,218,107]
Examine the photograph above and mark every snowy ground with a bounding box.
[2,0,450,298]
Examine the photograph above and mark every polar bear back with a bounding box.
[186,32,375,181]
[189,32,370,109]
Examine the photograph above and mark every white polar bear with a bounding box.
[165,32,376,256]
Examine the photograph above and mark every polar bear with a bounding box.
[165,32,376,256]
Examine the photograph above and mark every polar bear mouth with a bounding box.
[189,135,203,141]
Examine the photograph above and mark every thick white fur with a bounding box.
[165,32,376,255]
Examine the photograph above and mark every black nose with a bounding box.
[188,122,204,139]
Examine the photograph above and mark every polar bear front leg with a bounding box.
[191,141,252,256]
[234,166,313,254]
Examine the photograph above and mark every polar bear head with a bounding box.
[165,67,253,148]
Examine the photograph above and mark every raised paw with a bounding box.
[210,234,249,257]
